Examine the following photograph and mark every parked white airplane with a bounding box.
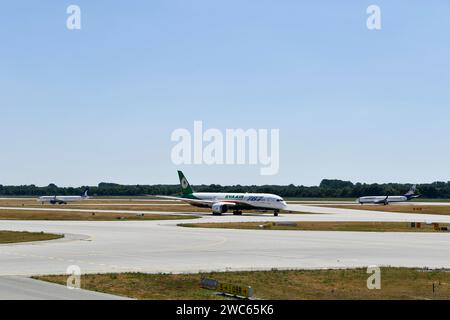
[157,171,288,216]
[357,185,419,205]
[38,189,90,205]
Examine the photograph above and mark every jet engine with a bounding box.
[212,203,229,215]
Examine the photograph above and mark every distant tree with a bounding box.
[0,180,447,198]
[320,179,354,189]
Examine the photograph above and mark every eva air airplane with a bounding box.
[158,171,288,216]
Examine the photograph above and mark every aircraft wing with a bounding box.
[373,195,389,204]
[155,196,238,207]
[155,195,215,206]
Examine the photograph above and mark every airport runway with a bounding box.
[2,202,450,220]
[0,206,189,216]
[1,204,450,278]
[0,276,129,300]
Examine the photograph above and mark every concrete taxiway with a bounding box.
[0,206,188,216]
[1,204,450,278]
[1,203,450,299]
[0,276,129,300]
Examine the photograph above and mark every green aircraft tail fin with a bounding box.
[178,171,194,195]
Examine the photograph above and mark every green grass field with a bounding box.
[35,268,450,300]
[325,204,450,215]
[0,230,63,244]
[0,210,199,221]
[179,221,450,233]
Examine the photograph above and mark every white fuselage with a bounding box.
[38,196,87,204]
[191,192,288,210]
[357,195,408,204]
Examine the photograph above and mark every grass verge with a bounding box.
[326,205,450,215]
[0,210,199,221]
[34,268,450,300]
[0,230,63,244]
[178,221,450,232]
[0,199,209,213]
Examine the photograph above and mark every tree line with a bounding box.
[0,180,449,198]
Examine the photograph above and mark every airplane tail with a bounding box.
[404,184,418,199]
[178,171,194,195]
[81,188,89,198]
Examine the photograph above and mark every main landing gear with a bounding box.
[233,210,243,216]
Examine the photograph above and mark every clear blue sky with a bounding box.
[0,1,449,187]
